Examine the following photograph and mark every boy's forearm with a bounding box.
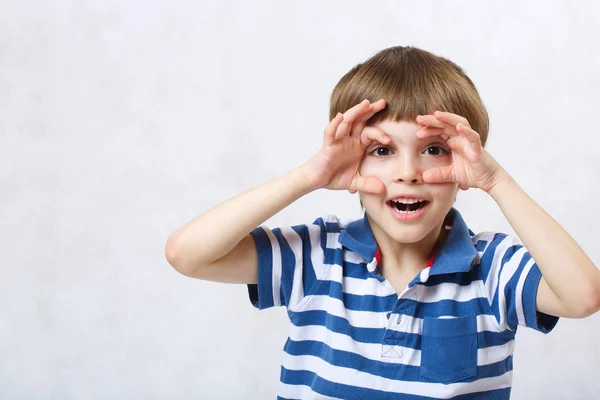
[487,172,600,314]
[166,166,316,271]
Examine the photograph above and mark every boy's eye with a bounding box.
[369,145,449,157]
[424,146,449,156]
[370,147,392,157]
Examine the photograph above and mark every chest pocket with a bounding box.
[420,315,478,384]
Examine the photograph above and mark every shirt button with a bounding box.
[386,312,391,319]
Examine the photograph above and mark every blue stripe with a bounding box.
[523,263,559,333]
[503,249,530,329]
[291,224,317,298]
[490,242,521,326]
[474,238,488,252]
[309,279,495,316]
[421,267,480,286]
[273,227,296,308]
[250,226,274,309]
[342,260,371,279]
[284,339,513,383]
[288,309,514,348]
[325,220,340,233]
[311,280,397,311]
[281,367,512,399]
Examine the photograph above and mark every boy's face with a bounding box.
[359,119,458,245]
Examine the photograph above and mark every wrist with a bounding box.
[295,164,322,194]
[486,169,514,199]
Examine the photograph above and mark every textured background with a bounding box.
[1,0,599,398]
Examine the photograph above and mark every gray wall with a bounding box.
[1,0,599,398]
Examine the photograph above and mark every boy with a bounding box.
[165,46,600,399]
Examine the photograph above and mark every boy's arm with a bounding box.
[165,166,315,280]
[488,172,600,318]
[415,110,600,320]
[165,99,388,283]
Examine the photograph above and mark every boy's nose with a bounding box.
[392,157,423,184]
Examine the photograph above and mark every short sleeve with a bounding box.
[246,216,334,311]
[476,232,559,333]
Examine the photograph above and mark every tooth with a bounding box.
[394,199,422,204]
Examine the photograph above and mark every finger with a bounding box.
[422,165,454,184]
[444,135,476,161]
[456,123,482,147]
[416,125,459,141]
[433,111,470,128]
[416,114,446,129]
[356,99,386,124]
[335,99,371,140]
[350,99,387,137]
[455,124,483,163]
[360,126,391,147]
[349,173,386,194]
[415,125,445,140]
[324,112,344,146]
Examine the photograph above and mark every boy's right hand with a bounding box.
[301,99,389,195]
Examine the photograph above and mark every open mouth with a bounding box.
[388,199,430,213]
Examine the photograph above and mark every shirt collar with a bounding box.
[337,207,478,276]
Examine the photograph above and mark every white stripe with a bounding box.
[484,235,518,330]
[338,216,355,229]
[342,249,368,264]
[287,312,514,367]
[298,280,507,333]
[416,280,483,303]
[264,227,282,307]
[281,353,513,399]
[320,262,396,298]
[320,261,485,303]
[310,223,328,278]
[293,223,328,312]
[497,245,527,329]
[515,256,536,327]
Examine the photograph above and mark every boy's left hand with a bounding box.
[415,111,505,193]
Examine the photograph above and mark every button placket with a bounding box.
[382,310,405,359]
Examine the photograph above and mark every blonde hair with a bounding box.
[328,46,489,210]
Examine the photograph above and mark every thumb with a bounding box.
[348,173,385,194]
[422,166,454,184]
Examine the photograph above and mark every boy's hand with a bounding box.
[415,111,506,193]
[302,99,389,194]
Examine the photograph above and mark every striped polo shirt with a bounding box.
[247,207,559,399]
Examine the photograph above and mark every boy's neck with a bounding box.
[371,220,448,277]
